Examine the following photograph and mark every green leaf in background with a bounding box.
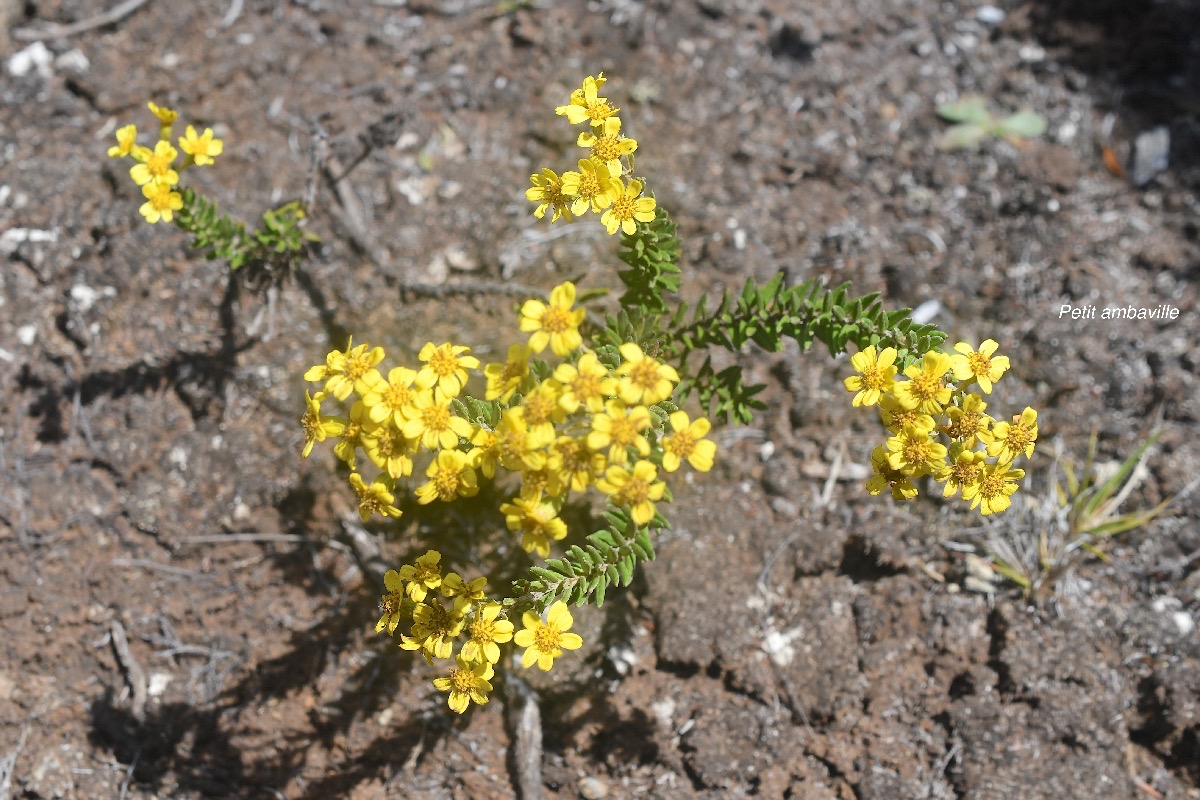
[936,96,991,125]
[995,109,1048,139]
[939,123,989,150]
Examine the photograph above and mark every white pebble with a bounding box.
[7,42,53,78]
[17,324,37,346]
[976,5,1006,25]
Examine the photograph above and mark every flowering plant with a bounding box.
[110,79,1037,713]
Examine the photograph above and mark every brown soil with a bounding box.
[2,1,1199,798]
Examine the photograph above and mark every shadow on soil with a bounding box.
[1028,0,1200,181]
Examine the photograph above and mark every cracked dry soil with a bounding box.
[2,0,1199,798]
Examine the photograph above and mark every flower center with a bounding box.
[571,373,601,400]
[968,353,991,376]
[591,136,621,163]
[422,403,451,431]
[618,475,650,506]
[611,194,635,220]
[911,372,943,402]
[586,102,615,123]
[523,392,556,426]
[450,665,476,693]
[429,350,459,378]
[433,468,460,498]
[1005,422,1033,454]
[666,431,695,458]
[345,354,372,382]
[382,384,412,411]
[541,306,572,334]
[534,623,562,652]
[979,472,1006,500]
[862,366,887,391]
[609,416,640,446]
[629,360,660,390]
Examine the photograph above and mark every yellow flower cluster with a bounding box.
[300,280,717,710]
[377,550,584,712]
[527,73,656,235]
[106,101,224,224]
[845,340,1037,515]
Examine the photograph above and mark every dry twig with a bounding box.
[14,0,154,40]
[110,620,147,722]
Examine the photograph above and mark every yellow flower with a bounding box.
[554,352,616,414]
[469,425,501,478]
[517,464,567,504]
[885,420,948,477]
[987,407,1038,463]
[519,282,586,357]
[878,394,926,435]
[360,366,419,428]
[600,178,656,235]
[401,391,472,450]
[526,167,573,223]
[514,601,584,671]
[500,494,568,558]
[942,394,994,450]
[440,573,488,607]
[596,459,665,526]
[138,180,183,224]
[333,401,370,469]
[376,569,410,635]
[348,472,402,522]
[894,351,954,414]
[399,597,467,663]
[950,340,1010,394]
[147,101,179,124]
[555,73,618,127]
[433,655,493,714]
[361,421,415,480]
[865,445,919,501]
[415,342,479,400]
[615,343,678,406]
[299,390,345,458]
[178,125,224,166]
[398,550,443,603]
[587,400,651,465]
[484,343,532,403]
[304,338,386,401]
[494,407,552,472]
[415,449,479,504]
[661,411,716,473]
[518,379,565,442]
[843,345,898,408]
[549,435,606,493]
[935,448,987,499]
[107,124,138,158]
[561,158,616,216]
[964,462,1025,515]
[577,116,636,178]
[459,602,514,665]
[129,141,179,186]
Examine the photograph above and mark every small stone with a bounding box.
[1019,43,1046,62]
[8,41,53,78]
[17,324,36,345]
[147,672,172,698]
[579,776,609,799]
[976,5,1006,25]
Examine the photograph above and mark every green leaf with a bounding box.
[996,110,1047,139]
[939,123,989,150]
[937,96,991,125]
